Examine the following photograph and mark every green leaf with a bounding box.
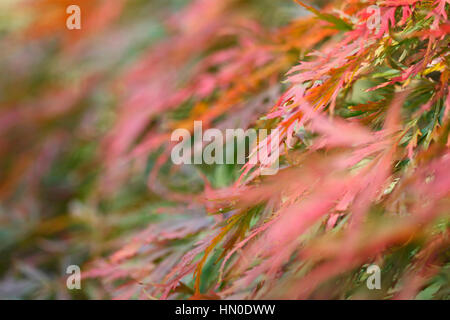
[294,0,352,31]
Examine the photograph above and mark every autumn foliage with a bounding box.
[0,0,449,299]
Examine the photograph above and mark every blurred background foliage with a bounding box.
[0,0,307,299]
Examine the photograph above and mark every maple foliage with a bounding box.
[0,0,449,299]
[85,0,450,300]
